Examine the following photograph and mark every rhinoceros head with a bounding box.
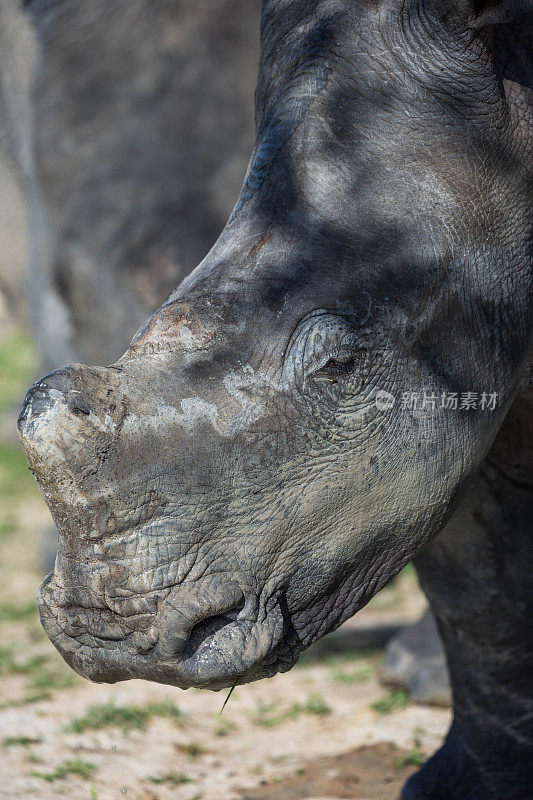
[19,0,532,689]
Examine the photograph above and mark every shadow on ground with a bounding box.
[239,742,419,799]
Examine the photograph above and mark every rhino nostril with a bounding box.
[70,402,91,417]
[156,581,246,660]
[185,598,246,659]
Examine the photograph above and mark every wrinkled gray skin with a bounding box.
[18,0,533,797]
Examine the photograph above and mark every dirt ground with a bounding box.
[0,326,451,800]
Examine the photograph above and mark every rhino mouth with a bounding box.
[37,571,299,690]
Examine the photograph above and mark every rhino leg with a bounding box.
[402,726,491,800]
[382,607,451,707]
[404,394,533,799]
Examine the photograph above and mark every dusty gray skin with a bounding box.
[18,0,532,797]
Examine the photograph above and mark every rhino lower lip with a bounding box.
[37,573,294,689]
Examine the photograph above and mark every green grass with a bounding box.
[253,694,331,727]
[0,689,57,709]
[0,333,39,510]
[0,645,48,677]
[330,665,373,684]
[0,642,75,702]
[31,759,96,783]
[65,701,187,734]
[0,599,37,623]
[396,747,425,768]
[2,735,43,747]
[28,663,75,692]
[0,332,36,415]
[213,716,236,737]
[297,645,379,668]
[0,513,16,540]
[396,732,425,768]
[149,772,192,786]
[23,691,53,704]
[371,689,410,714]
[398,562,416,579]
[176,741,206,758]
[0,442,38,503]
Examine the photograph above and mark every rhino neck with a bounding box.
[408,394,533,799]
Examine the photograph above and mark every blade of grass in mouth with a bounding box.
[220,676,240,714]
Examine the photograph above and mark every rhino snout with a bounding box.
[17,364,123,489]
[18,365,120,433]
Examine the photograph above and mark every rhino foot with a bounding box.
[381,608,451,706]
[401,728,495,800]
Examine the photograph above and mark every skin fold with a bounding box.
[17,1,532,797]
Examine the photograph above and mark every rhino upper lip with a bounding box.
[38,573,160,644]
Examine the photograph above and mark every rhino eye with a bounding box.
[284,311,367,387]
[311,355,357,382]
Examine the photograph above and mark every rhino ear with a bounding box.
[470,0,533,26]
